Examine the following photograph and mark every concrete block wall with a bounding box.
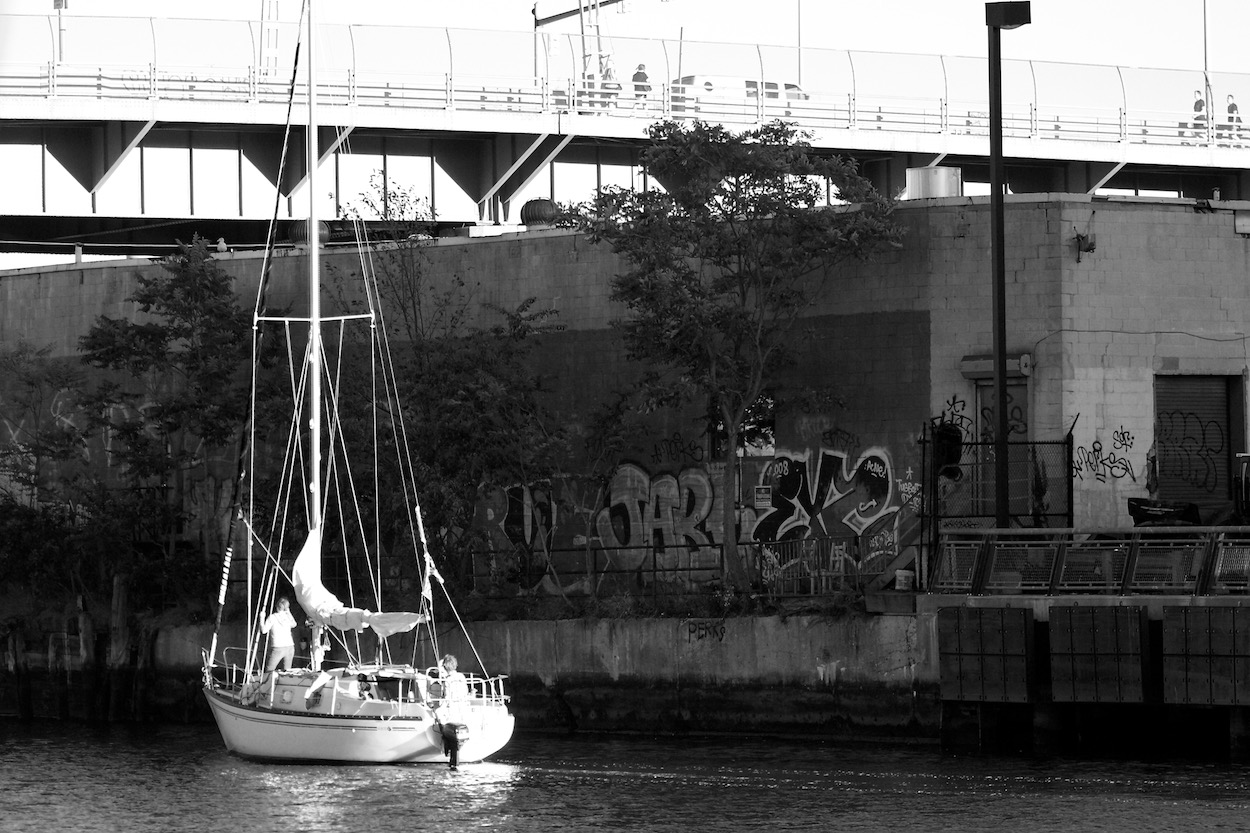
[1057,199,1250,526]
[6,195,1250,535]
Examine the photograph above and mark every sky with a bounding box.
[0,0,1246,73]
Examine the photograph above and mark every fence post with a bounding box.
[589,545,598,598]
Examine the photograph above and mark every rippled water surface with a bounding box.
[4,722,1250,832]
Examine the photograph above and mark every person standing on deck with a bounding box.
[632,64,651,107]
[261,597,297,674]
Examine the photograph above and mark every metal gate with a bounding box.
[921,422,1073,534]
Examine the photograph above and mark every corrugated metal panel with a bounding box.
[1155,376,1231,509]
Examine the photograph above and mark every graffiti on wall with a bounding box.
[941,390,1028,442]
[475,438,920,592]
[939,395,976,441]
[649,431,705,466]
[477,462,726,589]
[1156,410,1226,494]
[687,620,727,643]
[594,463,721,572]
[1073,426,1137,483]
[754,447,898,542]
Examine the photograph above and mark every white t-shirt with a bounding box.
[263,609,297,648]
[443,670,469,701]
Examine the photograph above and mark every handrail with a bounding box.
[4,59,1237,154]
[932,527,1250,596]
[0,16,1245,158]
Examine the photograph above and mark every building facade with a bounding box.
[2,194,1247,589]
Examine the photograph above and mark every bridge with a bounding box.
[0,12,1248,255]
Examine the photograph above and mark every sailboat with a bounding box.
[201,1,514,765]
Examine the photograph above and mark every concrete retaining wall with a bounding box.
[2,613,941,739]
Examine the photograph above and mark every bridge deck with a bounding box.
[0,15,1247,252]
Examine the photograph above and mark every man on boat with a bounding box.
[308,619,330,670]
[436,654,470,770]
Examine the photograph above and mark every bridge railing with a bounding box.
[1,15,1246,156]
[4,59,1240,155]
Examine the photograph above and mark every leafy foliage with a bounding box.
[80,234,252,476]
[66,234,253,609]
[0,342,87,505]
[0,242,246,613]
[333,177,567,586]
[577,119,900,590]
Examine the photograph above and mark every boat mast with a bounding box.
[306,0,322,535]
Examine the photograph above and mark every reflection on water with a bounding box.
[3,723,1250,832]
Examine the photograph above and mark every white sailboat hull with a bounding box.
[203,681,514,764]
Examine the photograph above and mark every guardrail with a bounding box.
[1,58,1248,154]
[931,527,1250,596]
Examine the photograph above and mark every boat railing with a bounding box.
[468,673,511,705]
[203,647,250,691]
[425,666,511,706]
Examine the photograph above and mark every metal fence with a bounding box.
[924,434,1074,530]
[0,16,1247,153]
[469,535,872,600]
[930,527,1250,596]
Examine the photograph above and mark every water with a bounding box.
[3,723,1250,833]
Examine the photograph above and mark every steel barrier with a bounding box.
[0,16,1246,156]
[931,527,1250,596]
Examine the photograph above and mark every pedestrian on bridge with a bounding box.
[1192,89,1207,140]
[633,64,651,108]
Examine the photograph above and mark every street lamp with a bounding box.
[986,1,1029,528]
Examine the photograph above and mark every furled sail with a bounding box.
[291,527,426,639]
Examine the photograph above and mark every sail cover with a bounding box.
[291,527,426,639]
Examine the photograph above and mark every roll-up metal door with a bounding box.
[1154,376,1232,513]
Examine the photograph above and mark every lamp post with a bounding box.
[54,0,67,63]
[986,1,1030,528]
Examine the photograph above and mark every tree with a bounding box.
[334,176,567,587]
[78,234,252,569]
[578,119,900,593]
[0,342,87,505]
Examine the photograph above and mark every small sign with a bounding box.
[53,0,68,9]
[753,486,772,510]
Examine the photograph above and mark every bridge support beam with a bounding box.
[480,133,574,224]
[92,120,156,194]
